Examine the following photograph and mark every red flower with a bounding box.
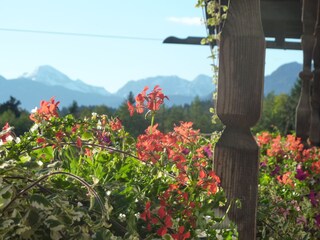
[171,226,191,240]
[136,124,164,163]
[140,201,152,221]
[36,137,46,144]
[276,172,294,187]
[256,132,272,146]
[285,134,304,152]
[311,161,320,174]
[84,148,92,157]
[127,85,168,116]
[174,121,200,144]
[30,97,60,122]
[267,135,284,158]
[158,206,166,219]
[76,137,82,148]
[147,85,169,111]
[127,101,135,116]
[164,215,173,228]
[110,117,122,131]
[55,130,64,141]
[156,226,167,236]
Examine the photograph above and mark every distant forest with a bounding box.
[0,80,301,137]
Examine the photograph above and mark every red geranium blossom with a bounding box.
[127,85,168,115]
[30,97,60,122]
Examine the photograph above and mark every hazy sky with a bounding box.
[0,0,302,93]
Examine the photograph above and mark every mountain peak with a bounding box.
[264,62,302,95]
[22,65,111,96]
[24,65,70,85]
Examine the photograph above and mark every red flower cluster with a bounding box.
[30,97,60,122]
[258,133,305,162]
[258,132,320,232]
[137,121,221,238]
[140,201,177,237]
[256,131,272,146]
[109,117,122,131]
[127,85,168,116]
[136,122,219,190]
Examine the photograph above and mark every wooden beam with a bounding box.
[163,36,301,50]
[213,0,265,239]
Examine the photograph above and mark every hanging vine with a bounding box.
[196,0,229,123]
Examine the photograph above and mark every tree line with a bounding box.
[0,80,301,137]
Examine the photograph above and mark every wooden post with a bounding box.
[213,0,265,239]
[310,0,320,146]
[296,0,317,145]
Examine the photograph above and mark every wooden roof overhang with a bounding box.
[164,0,302,50]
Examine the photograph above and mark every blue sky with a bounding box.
[0,0,302,93]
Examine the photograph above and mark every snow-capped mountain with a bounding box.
[23,65,111,96]
[0,62,302,111]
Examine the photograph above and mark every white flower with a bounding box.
[106,190,112,196]
[30,124,39,132]
[5,135,13,143]
[36,160,43,166]
[31,107,38,113]
[91,112,97,120]
[97,120,102,129]
[118,213,126,222]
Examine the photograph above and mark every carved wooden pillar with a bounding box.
[310,1,320,146]
[296,0,317,145]
[213,0,265,239]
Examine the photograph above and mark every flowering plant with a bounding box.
[257,132,320,239]
[0,86,237,239]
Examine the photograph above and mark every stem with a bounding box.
[2,171,106,218]
[149,111,155,134]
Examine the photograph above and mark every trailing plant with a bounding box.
[257,132,320,240]
[0,87,237,239]
[195,0,229,124]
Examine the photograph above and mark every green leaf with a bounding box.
[82,132,93,140]
[30,194,52,210]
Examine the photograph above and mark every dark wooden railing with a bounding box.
[213,0,265,239]
[296,0,320,146]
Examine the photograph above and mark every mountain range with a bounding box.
[0,62,302,111]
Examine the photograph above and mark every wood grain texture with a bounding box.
[213,0,265,239]
[296,72,312,144]
[310,0,320,145]
[214,128,259,239]
[217,0,265,128]
[296,0,317,144]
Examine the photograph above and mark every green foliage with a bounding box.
[0,97,33,136]
[253,78,301,135]
[0,95,237,239]
[257,132,320,239]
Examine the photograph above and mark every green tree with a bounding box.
[0,96,22,117]
[253,78,301,134]
[68,100,80,117]
[115,92,148,137]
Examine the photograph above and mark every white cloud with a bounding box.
[167,17,203,26]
